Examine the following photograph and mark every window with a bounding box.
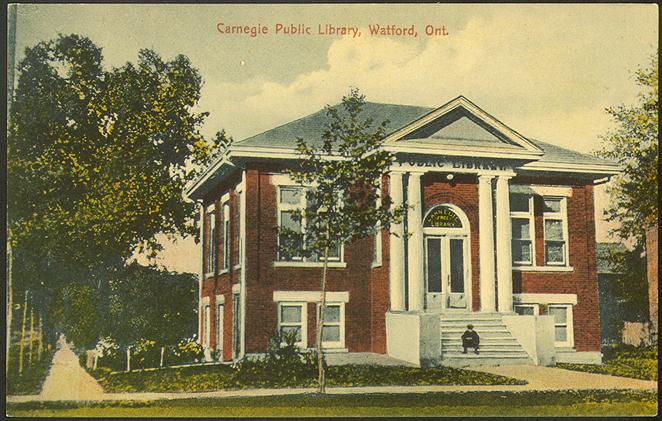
[510,194,534,265]
[205,207,216,275]
[277,302,307,347]
[548,305,573,346]
[514,304,539,315]
[221,202,230,271]
[318,303,345,349]
[235,189,242,267]
[277,186,341,262]
[216,304,224,352]
[372,185,382,267]
[543,198,568,265]
[203,304,211,348]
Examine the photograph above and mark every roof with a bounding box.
[235,102,433,149]
[234,101,614,167]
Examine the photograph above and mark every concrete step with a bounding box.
[441,332,514,341]
[442,357,532,367]
[442,351,530,358]
[442,345,525,353]
[442,338,520,345]
[440,313,504,320]
[441,320,505,327]
[441,326,510,333]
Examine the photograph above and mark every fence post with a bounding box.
[160,347,165,368]
[37,313,43,361]
[28,308,35,366]
[126,348,131,372]
[18,291,28,375]
[93,351,98,370]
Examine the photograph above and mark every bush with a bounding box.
[232,330,320,387]
[168,337,204,366]
[131,339,160,370]
[94,337,126,372]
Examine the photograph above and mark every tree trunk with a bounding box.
[28,308,35,366]
[18,291,28,375]
[316,226,331,394]
[37,313,43,361]
[6,235,13,376]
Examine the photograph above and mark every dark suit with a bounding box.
[462,329,480,353]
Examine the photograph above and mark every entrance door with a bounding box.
[426,236,468,311]
[423,204,471,313]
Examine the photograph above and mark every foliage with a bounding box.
[599,244,649,329]
[232,330,320,387]
[279,88,406,260]
[61,284,103,349]
[131,339,160,370]
[103,263,198,347]
[558,345,658,381]
[277,88,407,391]
[170,336,205,365]
[6,34,218,342]
[597,52,658,244]
[7,345,56,395]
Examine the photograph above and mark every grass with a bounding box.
[7,347,56,395]
[558,345,658,381]
[90,363,525,393]
[6,389,658,417]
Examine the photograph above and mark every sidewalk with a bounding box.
[37,335,104,401]
[7,362,656,403]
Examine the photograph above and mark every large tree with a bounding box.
[279,89,406,393]
[597,51,658,334]
[7,34,217,343]
[597,52,658,244]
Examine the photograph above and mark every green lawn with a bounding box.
[7,390,658,417]
[7,347,55,395]
[558,345,658,381]
[90,364,525,393]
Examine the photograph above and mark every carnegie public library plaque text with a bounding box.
[400,157,512,171]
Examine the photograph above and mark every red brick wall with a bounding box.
[369,174,391,354]
[242,164,375,353]
[511,178,601,352]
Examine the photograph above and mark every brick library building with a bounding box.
[184,96,620,367]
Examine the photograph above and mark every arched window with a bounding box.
[424,205,464,229]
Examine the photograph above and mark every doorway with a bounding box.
[423,205,471,312]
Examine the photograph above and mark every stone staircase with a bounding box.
[440,313,532,367]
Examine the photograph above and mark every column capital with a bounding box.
[408,170,425,177]
[496,173,515,181]
[478,174,495,182]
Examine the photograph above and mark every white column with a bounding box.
[478,175,496,312]
[496,175,513,313]
[407,172,425,312]
[388,171,406,311]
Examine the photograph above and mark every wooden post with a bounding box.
[93,352,98,370]
[160,347,165,368]
[28,307,34,366]
[37,314,43,361]
[18,291,28,375]
[126,348,131,372]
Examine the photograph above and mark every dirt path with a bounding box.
[39,335,104,400]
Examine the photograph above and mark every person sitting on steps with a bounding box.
[462,324,480,354]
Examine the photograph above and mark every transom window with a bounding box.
[514,304,539,315]
[424,206,463,228]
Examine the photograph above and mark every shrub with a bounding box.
[232,330,320,387]
[95,337,125,372]
[169,337,204,366]
[131,339,160,370]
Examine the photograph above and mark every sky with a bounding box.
[11,3,658,273]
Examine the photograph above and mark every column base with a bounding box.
[386,311,441,367]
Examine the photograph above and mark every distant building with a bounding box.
[185,96,620,366]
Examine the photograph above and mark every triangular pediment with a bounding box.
[386,96,542,153]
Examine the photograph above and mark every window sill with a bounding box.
[233,264,241,270]
[319,347,348,353]
[204,273,215,279]
[273,261,347,268]
[513,266,574,272]
[371,261,382,269]
[219,269,229,275]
